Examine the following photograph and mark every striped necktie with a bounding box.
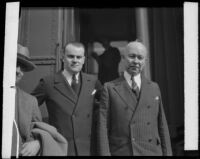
[71,74,79,94]
[131,76,140,99]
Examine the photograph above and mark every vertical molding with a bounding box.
[63,9,70,45]
[18,8,30,46]
[63,8,80,44]
[74,9,80,42]
[56,8,63,72]
[51,9,59,73]
[25,9,30,47]
[71,9,75,41]
[135,8,151,79]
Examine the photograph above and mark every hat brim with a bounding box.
[17,56,36,72]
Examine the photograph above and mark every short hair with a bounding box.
[126,41,147,55]
[64,42,85,54]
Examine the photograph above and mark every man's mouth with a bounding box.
[71,64,79,67]
[130,65,140,69]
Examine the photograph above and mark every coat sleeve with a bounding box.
[32,96,42,122]
[97,83,111,156]
[157,84,173,156]
[31,78,48,106]
[28,96,43,142]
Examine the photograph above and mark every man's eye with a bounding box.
[76,56,82,59]
[137,56,144,60]
[128,55,136,58]
[67,55,83,59]
[67,55,74,58]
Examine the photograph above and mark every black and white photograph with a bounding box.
[1,0,199,157]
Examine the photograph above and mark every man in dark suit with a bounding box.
[32,42,101,156]
[97,41,172,156]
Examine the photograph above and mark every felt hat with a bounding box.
[17,44,36,72]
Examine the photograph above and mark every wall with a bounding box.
[18,8,61,121]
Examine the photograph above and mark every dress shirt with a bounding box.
[124,71,141,90]
[62,69,79,86]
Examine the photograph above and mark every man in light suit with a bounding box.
[32,42,102,156]
[97,41,172,156]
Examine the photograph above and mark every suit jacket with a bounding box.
[11,87,42,156]
[31,71,101,156]
[97,75,172,156]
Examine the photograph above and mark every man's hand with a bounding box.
[20,140,40,156]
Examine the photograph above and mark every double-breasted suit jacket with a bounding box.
[97,75,172,156]
[32,71,101,156]
[12,87,42,156]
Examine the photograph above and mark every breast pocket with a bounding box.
[151,95,160,115]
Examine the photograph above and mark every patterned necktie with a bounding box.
[71,74,79,94]
[131,76,140,99]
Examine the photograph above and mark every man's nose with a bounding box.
[72,57,78,62]
[133,57,139,63]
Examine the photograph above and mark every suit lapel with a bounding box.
[74,72,92,112]
[54,72,77,104]
[113,76,137,112]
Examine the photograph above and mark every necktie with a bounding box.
[71,74,79,94]
[131,76,140,99]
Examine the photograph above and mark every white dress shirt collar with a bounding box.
[62,69,79,86]
[124,71,141,90]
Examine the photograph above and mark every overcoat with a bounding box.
[97,75,172,156]
[32,71,101,156]
[11,87,42,156]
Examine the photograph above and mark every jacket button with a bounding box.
[87,114,90,118]
[72,113,77,118]
[148,139,152,142]
[75,112,79,117]
[147,122,150,125]
[157,139,160,145]
[147,105,151,109]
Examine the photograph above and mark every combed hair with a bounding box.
[65,42,85,51]
[126,41,147,55]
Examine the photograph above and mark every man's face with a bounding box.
[63,45,85,74]
[124,44,147,76]
[16,65,24,84]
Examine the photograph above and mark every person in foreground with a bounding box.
[32,42,102,156]
[97,41,172,156]
[11,44,68,156]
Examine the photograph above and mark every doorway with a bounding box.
[78,8,137,78]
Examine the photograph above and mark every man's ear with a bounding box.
[82,56,86,64]
[61,53,65,62]
[121,54,125,59]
